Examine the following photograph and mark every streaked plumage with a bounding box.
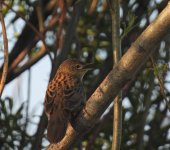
[44,59,92,143]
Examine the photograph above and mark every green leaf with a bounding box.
[6,97,13,112]
[15,103,24,118]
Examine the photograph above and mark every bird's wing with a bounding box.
[63,84,85,112]
[44,79,69,143]
[47,103,68,143]
[44,79,58,119]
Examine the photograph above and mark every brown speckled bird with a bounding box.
[44,59,93,143]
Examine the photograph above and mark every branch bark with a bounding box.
[0,1,8,97]
[47,3,170,150]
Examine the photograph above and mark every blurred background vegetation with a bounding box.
[0,0,170,149]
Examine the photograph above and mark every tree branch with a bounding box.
[0,1,8,97]
[2,1,53,62]
[1,0,56,70]
[6,10,59,83]
[109,0,122,149]
[47,3,170,149]
[150,56,170,110]
[6,46,47,83]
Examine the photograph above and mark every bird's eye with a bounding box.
[75,64,81,69]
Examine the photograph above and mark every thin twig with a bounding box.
[26,67,31,127]
[2,2,53,62]
[0,1,8,97]
[109,0,122,150]
[36,0,44,33]
[150,56,170,110]
[88,0,98,14]
[55,0,66,59]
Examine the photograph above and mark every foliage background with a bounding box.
[0,0,170,149]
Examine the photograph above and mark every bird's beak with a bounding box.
[82,62,94,70]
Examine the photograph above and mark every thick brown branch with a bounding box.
[47,3,170,150]
[0,2,8,97]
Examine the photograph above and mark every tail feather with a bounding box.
[47,110,68,143]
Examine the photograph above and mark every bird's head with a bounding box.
[58,59,93,79]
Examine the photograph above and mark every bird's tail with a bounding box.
[47,109,68,143]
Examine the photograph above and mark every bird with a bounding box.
[44,59,93,143]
